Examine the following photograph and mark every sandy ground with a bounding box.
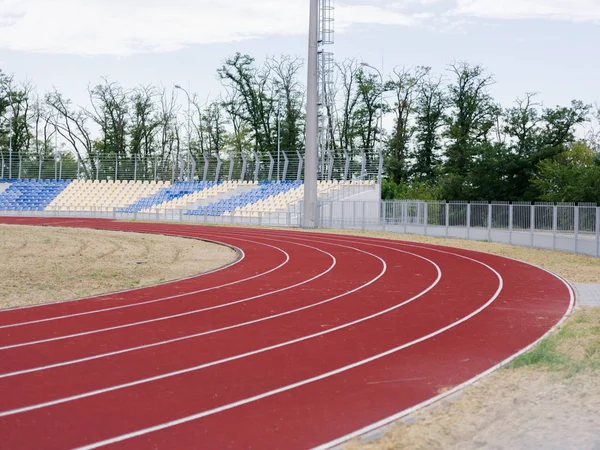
[0,224,238,309]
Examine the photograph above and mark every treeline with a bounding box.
[0,54,599,202]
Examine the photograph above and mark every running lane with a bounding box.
[0,218,573,450]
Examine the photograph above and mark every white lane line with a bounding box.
[0,235,381,376]
[0,238,332,350]
[71,245,503,450]
[313,262,576,450]
[0,237,439,417]
[0,230,297,328]
[0,233,429,379]
[0,231,246,315]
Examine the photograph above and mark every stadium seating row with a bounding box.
[0,179,375,215]
[0,180,70,211]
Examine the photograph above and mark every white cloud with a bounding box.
[0,0,418,56]
[453,0,600,21]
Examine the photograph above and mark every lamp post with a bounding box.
[360,62,384,196]
[277,94,281,182]
[7,89,13,180]
[174,84,192,181]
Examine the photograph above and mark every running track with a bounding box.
[0,217,574,449]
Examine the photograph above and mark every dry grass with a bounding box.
[0,224,238,310]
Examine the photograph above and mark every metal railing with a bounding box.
[318,200,600,257]
[0,150,381,183]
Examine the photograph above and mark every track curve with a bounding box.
[0,217,573,450]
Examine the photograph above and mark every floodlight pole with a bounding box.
[277,95,281,182]
[303,0,319,228]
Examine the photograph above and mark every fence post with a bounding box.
[509,204,513,245]
[362,201,366,231]
[445,203,449,237]
[353,201,356,228]
[488,203,492,242]
[329,202,334,229]
[552,205,558,251]
[424,202,428,236]
[134,156,137,182]
[466,203,471,240]
[341,201,346,229]
[403,202,408,235]
[596,207,600,258]
[178,209,183,222]
[574,205,579,254]
[115,154,118,181]
[530,204,535,248]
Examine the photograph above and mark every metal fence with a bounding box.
[0,149,381,183]
[1,198,599,258]
[318,200,600,257]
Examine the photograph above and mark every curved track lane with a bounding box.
[0,217,573,450]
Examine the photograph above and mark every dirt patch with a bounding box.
[0,224,238,310]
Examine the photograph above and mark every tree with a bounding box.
[532,142,600,203]
[353,67,385,152]
[334,59,361,151]
[218,53,276,154]
[87,78,129,156]
[411,73,447,182]
[384,66,429,183]
[267,55,305,154]
[129,85,161,178]
[46,90,93,177]
[444,63,499,176]
[202,100,228,157]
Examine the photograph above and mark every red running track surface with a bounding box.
[0,217,574,450]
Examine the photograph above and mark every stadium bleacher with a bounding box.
[0,178,375,216]
[186,181,302,217]
[0,179,70,211]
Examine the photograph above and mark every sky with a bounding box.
[0,0,598,116]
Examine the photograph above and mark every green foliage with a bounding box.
[532,142,600,203]
[381,178,443,201]
[507,309,600,375]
